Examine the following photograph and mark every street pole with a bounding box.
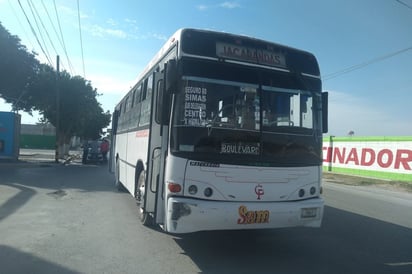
[55,55,60,163]
[328,135,334,172]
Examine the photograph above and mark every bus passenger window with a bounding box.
[141,79,148,101]
[134,85,142,104]
[131,89,136,108]
[146,74,153,101]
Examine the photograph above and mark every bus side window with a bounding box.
[124,96,131,113]
[139,74,153,127]
[155,79,164,124]
[117,102,125,131]
[131,85,142,128]
[124,95,133,129]
[118,103,123,116]
[141,78,148,101]
[112,109,120,135]
[131,88,136,108]
[134,85,142,104]
[146,74,153,102]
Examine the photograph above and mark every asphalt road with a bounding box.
[323,182,412,228]
[0,161,411,274]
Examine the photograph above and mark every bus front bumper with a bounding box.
[166,197,324,234]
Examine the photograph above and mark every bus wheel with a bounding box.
[136,170,152,226]
[115,160,122,191]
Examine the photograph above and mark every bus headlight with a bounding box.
[310,187,316,195]
[188,185,198,195]
[204,187,213,197]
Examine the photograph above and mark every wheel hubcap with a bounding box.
[136,172,145,216]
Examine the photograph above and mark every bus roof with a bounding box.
[118,28,320,109]
[138,28,319,79]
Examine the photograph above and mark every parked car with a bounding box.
[82,140,103,164]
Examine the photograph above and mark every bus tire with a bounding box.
[136,169,152,226]
[115,159,123,191]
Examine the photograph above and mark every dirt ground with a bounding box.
[323,172,412,193]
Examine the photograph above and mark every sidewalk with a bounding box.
[19,148,56,161]
[0,148,81,165]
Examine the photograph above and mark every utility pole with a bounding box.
[55,55,60,163]
[328,135,335,172]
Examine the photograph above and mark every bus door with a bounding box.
[145,70,167,224]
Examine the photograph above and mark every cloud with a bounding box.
[148,32,168,41]
[86,24,128,39]
[197,2,241,11]
[197,5,209,11]
[124,18,137,24]
[54,4,164,42]
[59,5,89,19]
[88,73,136,95]
[219,2,241,9]
[124,18,139,32]
[106,18,118,26]
[81,19,165,41]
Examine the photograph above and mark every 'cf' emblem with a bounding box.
[255,184,264,200]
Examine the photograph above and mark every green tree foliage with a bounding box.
[0,22,111,145]
[29,64,111,143]
[0,22,39,112]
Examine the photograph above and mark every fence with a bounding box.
[19,124,56,149]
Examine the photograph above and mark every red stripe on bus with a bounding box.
[136,129,149,138]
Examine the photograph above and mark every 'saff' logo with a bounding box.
[255,184,264,200]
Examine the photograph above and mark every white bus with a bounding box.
[110,28,328,234]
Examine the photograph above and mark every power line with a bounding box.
[17,0,53,67]
[53,0,75,74]
[28,0,69,72]
[77,0,86,78]
[26,0,53,66]
[395,0,412,10]
[322,46,412,81]
[7,0,36,51]
[40,0,75,74]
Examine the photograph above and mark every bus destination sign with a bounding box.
[221,142,260,155]
[216,42,286,68]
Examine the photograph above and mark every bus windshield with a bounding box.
[171,75,322,166]
[176,77,315,132]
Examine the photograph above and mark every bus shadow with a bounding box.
[0,245,81,274]
[0,183,36,222]
[174,206,412,274]
[0,164,118,222]
[0,164,116,193]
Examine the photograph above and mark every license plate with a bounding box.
[301,208,318,218]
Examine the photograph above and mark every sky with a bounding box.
[0,0,411,136]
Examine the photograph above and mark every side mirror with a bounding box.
[165,59,177,93]
[322,92,328,133]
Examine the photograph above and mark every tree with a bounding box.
[0,22,39,112]
[29,64,111,151]
[1,23,111,156]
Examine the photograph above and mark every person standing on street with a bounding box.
[100,139,109,163]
